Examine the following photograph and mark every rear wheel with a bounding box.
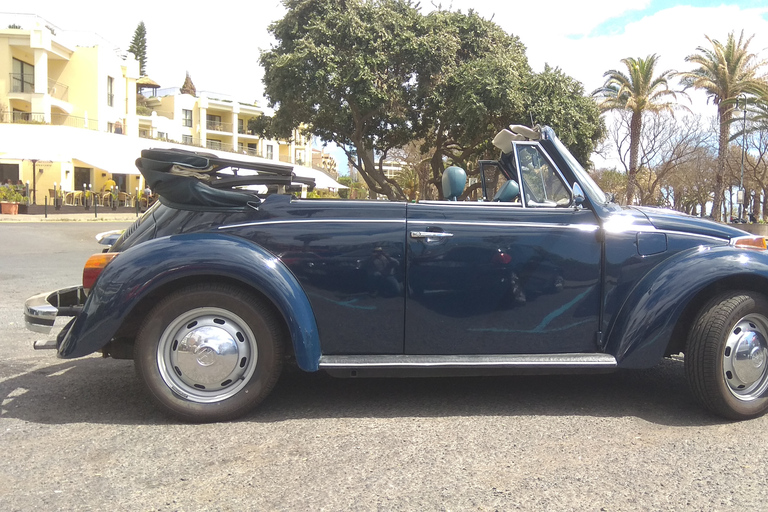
[135,284,283,422]
[686,292,768,420]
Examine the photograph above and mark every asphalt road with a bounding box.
[2,222,768,511]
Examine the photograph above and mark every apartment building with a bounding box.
[0,13,330,205]
[1,14,138,134]
[140,88,312,166]
[0,13,140,200]
[311,147,338,179]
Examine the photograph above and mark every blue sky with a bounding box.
[585,0,768,38]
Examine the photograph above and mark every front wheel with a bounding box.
[135,284,283,422]
[686,292,768,420]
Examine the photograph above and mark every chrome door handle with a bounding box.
[410,231,454,242]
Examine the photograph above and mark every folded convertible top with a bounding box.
[135,148,316,209]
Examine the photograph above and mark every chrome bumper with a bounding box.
[24,286,87,334]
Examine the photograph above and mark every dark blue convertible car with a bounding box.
[24,125,768,422]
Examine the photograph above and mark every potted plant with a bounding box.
[0,187,24,215]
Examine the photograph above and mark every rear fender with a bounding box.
[605,246,768,368]
[59,233,321,370]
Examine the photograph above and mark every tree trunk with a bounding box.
[712,105,732,222]
[626,110,642,205]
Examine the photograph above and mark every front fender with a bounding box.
[605,245,768,368]
[59,233,322,371]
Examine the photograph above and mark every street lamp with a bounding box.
[738,94,748,221]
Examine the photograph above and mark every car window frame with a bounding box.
[510,141,574,209]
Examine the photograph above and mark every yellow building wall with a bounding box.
[0,37,11,114]
[279,144,290,163]
[59,46,99,126]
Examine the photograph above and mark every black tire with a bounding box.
[134,283,284,422]
[686,291,768,421]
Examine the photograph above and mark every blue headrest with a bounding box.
[442,166,467,201]
[493,180,520,202]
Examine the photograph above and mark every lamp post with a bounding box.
[738,94,748,221]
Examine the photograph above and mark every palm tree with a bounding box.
[679,31,768,221]
[594,54,684,204]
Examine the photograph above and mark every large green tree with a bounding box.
[679,31,768,221]
[260,0,603,199]
[261,0,425,199]
[528,65,604,167]
[593,54,684,204]
[413,9,531,197]
[128,21,148,76]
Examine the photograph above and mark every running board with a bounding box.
[319,354,617,378]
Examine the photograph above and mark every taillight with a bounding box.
[83,253,119,294]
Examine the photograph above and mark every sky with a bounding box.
[8,1,768,171]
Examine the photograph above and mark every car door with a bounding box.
[404,142,603,355]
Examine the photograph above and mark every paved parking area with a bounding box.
[1,222,767,510]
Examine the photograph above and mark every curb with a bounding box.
[0,213,139,222]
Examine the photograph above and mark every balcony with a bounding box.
[47,78,69,101]
[206,120,233,133]
[0,111,101,131]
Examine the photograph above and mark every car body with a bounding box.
[24,125,768,422]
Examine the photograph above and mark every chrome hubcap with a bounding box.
[157,308,258,403]
[723,314,768,401]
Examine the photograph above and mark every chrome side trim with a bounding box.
[219,219,407,230]
[319,353,617,369]
[408,219,600,231]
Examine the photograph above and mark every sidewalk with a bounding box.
[0,212,140,222]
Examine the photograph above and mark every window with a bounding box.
[266,144,274,160]
[237,142,244,152]
[107,77,114,106]
[516,145,571,207]
[247,143,258,156]
[182,109,193,127]
[238,118,244,134]
[107,122,114,133]
[207,139,222,150]
[481,161,519,203]
[12,58,34,93]
[182,135,193,145]
[295,150,304,166]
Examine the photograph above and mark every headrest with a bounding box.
[442,166,467,201]
[493,180,520,202]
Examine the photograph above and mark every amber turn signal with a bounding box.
[83,252,119,293]
[731,236,768,250]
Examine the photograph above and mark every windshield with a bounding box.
[541,127,608,204]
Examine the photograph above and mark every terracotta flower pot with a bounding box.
[1,201,19,215]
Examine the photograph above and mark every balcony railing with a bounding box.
[0,110,273,159]
[1,111,101,131]
[9,75,70,102]
[47,78,69,101]
[206,120,233,132]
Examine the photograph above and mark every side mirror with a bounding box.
[572,182,585,208]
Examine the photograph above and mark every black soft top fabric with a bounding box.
[135,156,257,208]
[134,148,323,209]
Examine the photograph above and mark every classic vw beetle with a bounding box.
[24,125,768,422]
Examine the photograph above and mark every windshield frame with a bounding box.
[541,126,607,205]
